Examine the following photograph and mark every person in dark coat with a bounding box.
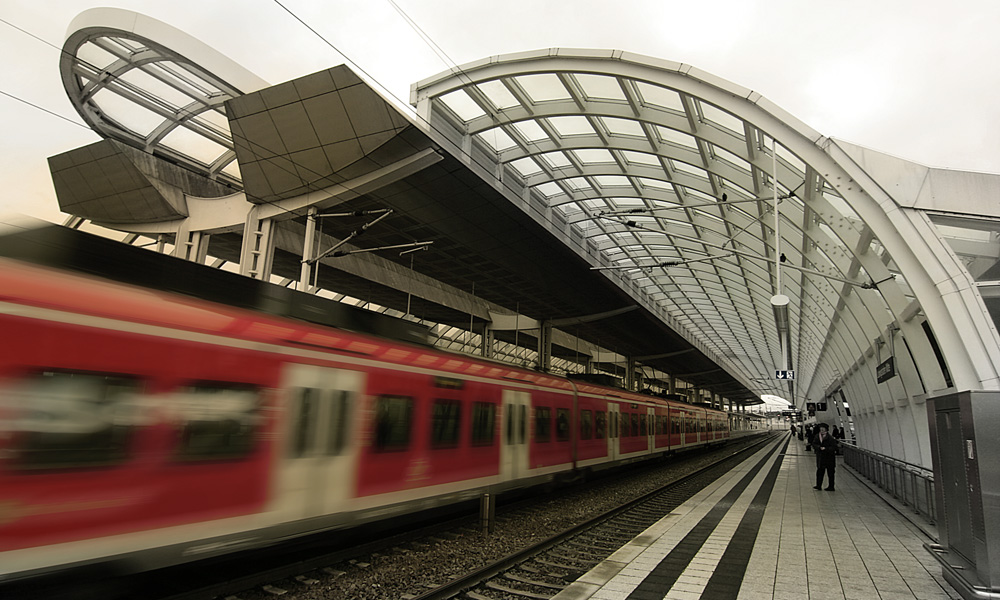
[812,424,838,491]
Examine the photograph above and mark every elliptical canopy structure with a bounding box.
[50,10,1000,471]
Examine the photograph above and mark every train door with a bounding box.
[647,407,656,451]
[608,402,620,460]
[279,363,362,519]
[682,410,692,446]
[500,389,530,482]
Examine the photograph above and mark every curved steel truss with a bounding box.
[411,49,980,410]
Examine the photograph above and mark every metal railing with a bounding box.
[841,442,936,524]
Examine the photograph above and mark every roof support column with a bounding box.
[537,321,553,373]
[241,205,275,281]
[299,206,318,293]
[481,325,495,359]
[625,357,637,391]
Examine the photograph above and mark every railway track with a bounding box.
[11,434,772,600]
[407,434,777,600]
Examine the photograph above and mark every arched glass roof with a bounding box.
[413,50,931,402]
[59,8,268,189]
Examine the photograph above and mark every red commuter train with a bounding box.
[0,226,760,584]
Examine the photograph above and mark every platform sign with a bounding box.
[877,356,896,383]
[775,370,795,380]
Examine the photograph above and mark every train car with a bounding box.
[0,229,756,586]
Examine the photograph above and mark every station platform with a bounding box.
[554,433,959,600]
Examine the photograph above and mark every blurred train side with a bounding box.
[0,253,763,584]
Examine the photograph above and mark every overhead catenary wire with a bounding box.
[7,7,803,393]
[1,11,587,375]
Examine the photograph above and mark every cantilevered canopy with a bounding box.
[412,49,943,404]
[59,8,268,189]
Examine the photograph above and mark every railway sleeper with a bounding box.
[505,572,566,589]
[534,556,591,572]
[485,580,554,599]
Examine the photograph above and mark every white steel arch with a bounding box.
[412,49,1000,467]
[59,8,269,188]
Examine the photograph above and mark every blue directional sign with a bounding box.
[775,370,795,380]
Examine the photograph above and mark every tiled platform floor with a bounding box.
[553,433,959,600]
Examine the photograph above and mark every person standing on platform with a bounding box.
[812,424,838,491]
[790,423,796,437]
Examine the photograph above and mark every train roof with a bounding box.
[0,224,723,412]
[0,223,428,346]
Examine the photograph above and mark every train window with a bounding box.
[535,407,551,442]
[518,405,526,444]
[595,411,606,439]
[471,402,496,446]
[325,390,351,455]
[556,408,570,442]
[639,414,648,436]
[610,411,618,438]
[505,405,513,445]
[174,383,260,462]
[671,415,680,434]
[373,395,412,452]
[580,410,593,440]
[631,413,639,437]
[431,400,461,449]
[291,387,319,458]
[2,371,141,470]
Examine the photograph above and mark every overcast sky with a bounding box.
[2,0,998,223]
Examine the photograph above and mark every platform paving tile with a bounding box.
[554,436,964,600]
[664,590,701,600]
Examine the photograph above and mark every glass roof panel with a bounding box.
[77,41,119,71]
[575,73,627,101]
[601,116,645,137]
[594,175,631,188]
[635,81,684,111]
[573,148,615,164]
[657,126,698,149]
[512,119,550,143]
[509,157,544,177]
[606,197,644,210]
[621,150,661,166]
[514,73,570,102]
[534,181,564,198]
[475,79,520,110]
[160,125,229,165]
[107,36,145,53]
[538,151,573,169]
[548,116,595,137]
[672,160,709,179]
[563,177,594,193]
[117,67,193,111]
[699,101,745,136]
[637,177,675,191]
[476,127,518,151]
[220,160,242,180]
[711,144,752,173]
[91,88,163,136]
[146,61,222,97]
[776,142,807,175]
[438,89,487,121]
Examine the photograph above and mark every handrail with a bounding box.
[840,442,936,524]
[840,442,933,477]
